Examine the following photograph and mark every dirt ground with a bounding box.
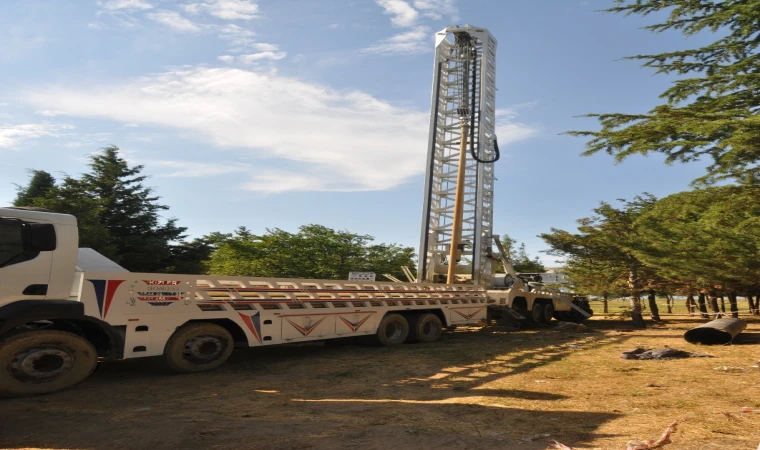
[1,316,759,450]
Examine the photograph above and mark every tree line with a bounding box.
[11,146,424,281]
[11,146,545,282]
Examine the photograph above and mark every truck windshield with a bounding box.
[0,219,25,267]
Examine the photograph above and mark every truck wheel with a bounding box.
[543,303,555,323]
[407,313,443,344]
[362,314,409,346]
[163,323,234,374]
[531,302,545,323]
[0,330,98,397]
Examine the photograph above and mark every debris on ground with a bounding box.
[555,321,590,333]
[717,408,759,419]
[713,365,746,372]
[520,433,551,442]
[620,347,713,360]
[548,420,681,450]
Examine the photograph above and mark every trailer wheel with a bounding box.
[362,314,409,346]
[0,330,98,397]
[407,313,443,344]
[531,302,545,323]
[543,303,555,323]
[163,323,234,374]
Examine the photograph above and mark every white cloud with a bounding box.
[412,0,458,20]
[146,11,202,32]
[22,67,428,191]
[22,68,539,192]
[218,24,255,50]
[239,51,286,63]
[375,0,419,27]
[495,108,539,145]
[35,110,65,117]
[151,160,251,177]
[251,42,278,52]
[98,0,153,10]
[0,124,72,149]
[369,1,456,55]
[184,0,259,20]
[363,26,429,55]
[219,51,286,64]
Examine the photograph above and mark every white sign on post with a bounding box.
[348,272,376,281]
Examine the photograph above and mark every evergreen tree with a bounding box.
[541,195,658,327]
[72,146,187,271]
[495,234,546,273]
[13,170,56,207]
[569,0,760,185]
[633,185,760,304]
[11,146,187,272]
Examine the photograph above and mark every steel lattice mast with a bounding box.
[418,25,498,286]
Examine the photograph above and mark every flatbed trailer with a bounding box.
[75,271,488,361]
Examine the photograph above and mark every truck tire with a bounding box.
[407,313,443,344]
[0,330,98,397]
[362,314,409,346]
[531,302,545,323]
[543,303,555,323]
[163,323,234,374]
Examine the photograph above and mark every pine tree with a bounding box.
[569,0,760,185]
[72,146,187,271]
[11,146,188,272]
[13,170,56,207]
[541,195,658,327]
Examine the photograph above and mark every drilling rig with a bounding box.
[417,25,592,324]
[418,25,498,287]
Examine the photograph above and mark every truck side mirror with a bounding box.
[28,223,57,252]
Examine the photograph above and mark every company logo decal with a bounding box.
[137,280,184,306]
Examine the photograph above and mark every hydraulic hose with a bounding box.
[468,46,500,164]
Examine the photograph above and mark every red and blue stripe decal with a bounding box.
[238,312,263,344]
[87,279,125,319]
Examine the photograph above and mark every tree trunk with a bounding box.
[697,293,709,318]
[728,292,739,319]
[628,268,645,328]
[647,291,661,321]
[686,294,695,315]
[750,294,759,316]
[603,294,608,314]
[719,295,726,313]
[709,294,722,319]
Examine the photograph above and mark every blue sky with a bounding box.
[0,0,713,267]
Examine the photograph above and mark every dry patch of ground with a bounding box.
[1,317,759,449]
